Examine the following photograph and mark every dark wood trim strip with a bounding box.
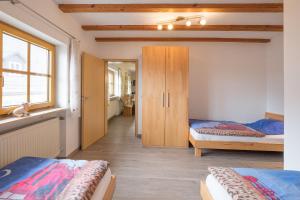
[83,25,283,32]
[95,37,271,43]
[59,3,283,13]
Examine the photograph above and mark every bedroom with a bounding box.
[0,0,299,200]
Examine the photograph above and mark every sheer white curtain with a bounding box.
[69,39,81,117]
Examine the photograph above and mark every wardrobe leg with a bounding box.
[195,148,202,157]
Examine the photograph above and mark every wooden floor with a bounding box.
[72,116,283,200]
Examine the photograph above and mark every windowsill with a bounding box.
[0,107,66,126]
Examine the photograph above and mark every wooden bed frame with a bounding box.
[103,175,116,200]
[189,113,284,157]
[200,181,213,200]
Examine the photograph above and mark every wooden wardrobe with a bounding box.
[142,46,189,148]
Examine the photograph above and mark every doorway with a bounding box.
[105,60,139,137]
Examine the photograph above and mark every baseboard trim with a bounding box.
[67,148,80,158]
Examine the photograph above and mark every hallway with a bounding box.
[72,116,283,200]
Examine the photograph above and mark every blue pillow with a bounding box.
[245,119,284,135]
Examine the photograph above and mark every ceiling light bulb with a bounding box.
[200,18,207,26]
[185,20,192,27]
[157,24,163,30]
[167,24,174,30]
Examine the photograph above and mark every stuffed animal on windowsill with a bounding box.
[11,103,30,117]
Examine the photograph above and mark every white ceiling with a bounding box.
[54,0,283,39]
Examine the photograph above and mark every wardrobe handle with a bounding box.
[168,93,170,108]
[163,92,165,107]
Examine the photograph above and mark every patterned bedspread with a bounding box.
[209,167,300,200]
[0,157,108,200]
[190,120,265,137]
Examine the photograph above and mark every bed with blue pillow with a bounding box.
[201,167,300,200]
[189,113,284,157]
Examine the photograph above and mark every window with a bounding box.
[108,69,115,97]
[0,22,55,114]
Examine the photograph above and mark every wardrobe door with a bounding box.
[165,47,189,147]
[142,47,166,147]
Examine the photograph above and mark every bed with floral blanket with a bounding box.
[189,120,266,137]
[201,167,300,200]
[0,157,116,200]
[189,113,284,157]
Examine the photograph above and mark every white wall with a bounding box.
[266,35,284,114]
[96,42,267,123]
[0,0,101,156]
[284,0,300,170]
[189,43,267,123]
[108,99,121,120]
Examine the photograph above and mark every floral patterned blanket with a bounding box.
[190,120,265,137]
[0,157,108,200]
[209,167,300,200]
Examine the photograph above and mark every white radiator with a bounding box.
[0,118,60,167]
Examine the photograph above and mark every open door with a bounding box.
[81,53,106,150]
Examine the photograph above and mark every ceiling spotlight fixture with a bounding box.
[157,24,163,30]
[185,20,192,27]
[167,24,174,30]
[157,15,207,31]
[200,17,207,26]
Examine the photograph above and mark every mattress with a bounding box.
[190,128,284,144]
[206,174,232,200]
[92,168,112,200]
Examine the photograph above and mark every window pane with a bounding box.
[108,71,114,97]
[2,34,28,71]
[2,72,27,107]
[109,83,114,97]
[30,75,49,104]
[108,72,114,84]
[30,44,49,74]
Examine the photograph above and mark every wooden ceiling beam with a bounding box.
[95,37,271,43]
[59,3,283,13]
[83,25,283,32]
